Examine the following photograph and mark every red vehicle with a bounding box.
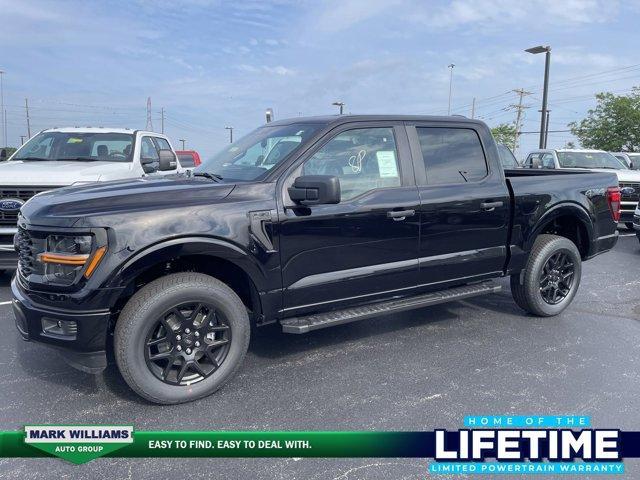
[175,150,201,168]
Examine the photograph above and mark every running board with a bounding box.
[280,280,501,334]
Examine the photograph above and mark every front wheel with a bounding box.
[510,234,582,317]
[625,222,635,231]
[115,272,250,404]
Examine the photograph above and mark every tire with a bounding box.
[115,272,250,404]
[625,222,635,230]
[510,234,582,317]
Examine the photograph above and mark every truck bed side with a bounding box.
[504,169,619,274]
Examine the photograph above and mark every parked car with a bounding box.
[524,148,640,229]
[497,143,520,169]
[0,127,183,271]
[12,115,619,404]
[612,152,640,170]
[176,150,202,168]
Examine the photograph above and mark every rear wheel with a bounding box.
[625,222,635,230]
[510,234,581,317]
[115,272,250,404]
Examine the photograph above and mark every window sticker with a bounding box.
[376,150,399,178]
[67,138,83,143]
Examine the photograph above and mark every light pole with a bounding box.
[526,45,551,149]
[225,126,233,143]
[332,101,345,115]
[447,64,455,115]
[179,139,186,150]
[265,108,274,123]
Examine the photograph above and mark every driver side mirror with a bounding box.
[288,175,340,206]
[158,149,178,171]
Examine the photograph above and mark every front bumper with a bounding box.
[11,276,111,373]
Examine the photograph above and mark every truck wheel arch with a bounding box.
[106,237,268,322]
[526,203,594,259]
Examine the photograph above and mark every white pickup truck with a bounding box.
[524,148,640,229]
[0,127,184,270]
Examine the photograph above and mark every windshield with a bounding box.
[497,144,519,168]
[557,151,628,170]
[12,131,134,162]
[196,124,322,181]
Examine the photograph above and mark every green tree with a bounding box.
[569,87,640,152]
[491,123,517,146]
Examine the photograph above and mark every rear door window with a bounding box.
[415,127,487,185]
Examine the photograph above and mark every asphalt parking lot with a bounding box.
[0,232,639,479]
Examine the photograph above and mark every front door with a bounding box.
[278,124,420,316]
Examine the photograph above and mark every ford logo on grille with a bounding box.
[0,198,24,212]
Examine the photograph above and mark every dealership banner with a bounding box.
[1,416,639,473]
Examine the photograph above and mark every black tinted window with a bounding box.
[416,128,487,185]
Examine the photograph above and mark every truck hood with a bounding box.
[0,160,134,186]
[20,176,236,228]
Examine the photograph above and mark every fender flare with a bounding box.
[524,202,594,254]
[104,236,268,293]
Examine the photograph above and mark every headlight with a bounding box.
[37,234,106,285]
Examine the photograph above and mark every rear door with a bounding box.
[407,122,510,288]
[277,122,420,316]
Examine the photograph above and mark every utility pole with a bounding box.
[0,70,5,147]
[20,135,26,145]
[508,88,532,154]
[332,102,345,114]
[25,98,31,138]
[225,126,234,143]
[265,108,274,123]
[447,64,455,115]
[471,97,476,119]
[145,97,154,131]
[179,139,186,150]
[160,107,165,134]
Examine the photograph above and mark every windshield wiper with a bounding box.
[15,157,50,161]
[192,172,223,182]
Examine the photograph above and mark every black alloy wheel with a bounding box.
[145,302,231,385]
[538,251,575,305]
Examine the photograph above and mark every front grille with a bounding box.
[16,227,36,277]
[0,187,55,226]
[619,182,640,202]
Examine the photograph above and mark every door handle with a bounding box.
[387,209,416,221]
[480,201,504,211]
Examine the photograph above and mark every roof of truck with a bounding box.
[266,114,484,126]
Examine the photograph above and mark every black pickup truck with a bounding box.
[12,115,620,404]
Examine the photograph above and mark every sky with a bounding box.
[1,0,640,159]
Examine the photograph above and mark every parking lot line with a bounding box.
[0,301,11,306]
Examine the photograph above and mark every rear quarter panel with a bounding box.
[506,169,618,271]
